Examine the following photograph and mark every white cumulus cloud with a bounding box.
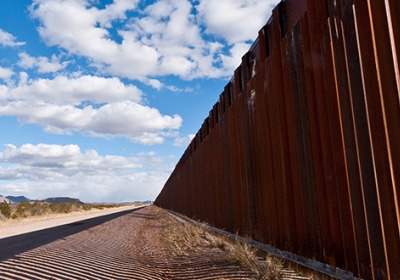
[0,74,182,144]
[0,67,14,80]
[196,0,278,44]
[31,0,158,79]
[0,143,170,202]
[8,74,142,105]
[18,52,69,73]
[0,143,140,173]
[30,0,277,80]
[219,42,252,72]
[96,0,140,28]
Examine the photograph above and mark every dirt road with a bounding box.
[0,206,313,279]
[0,206,257,279]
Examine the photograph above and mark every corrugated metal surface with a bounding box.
[154,0,400,278]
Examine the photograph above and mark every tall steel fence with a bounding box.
[155,0,400,278]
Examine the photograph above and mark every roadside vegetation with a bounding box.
[0,201,122,221]
[162,210,285,280]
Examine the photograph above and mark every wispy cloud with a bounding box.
[0,29,25,47]
[173,133,195,147]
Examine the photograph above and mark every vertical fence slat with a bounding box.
[368,2,400,279]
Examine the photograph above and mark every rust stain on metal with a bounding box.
[155,0,400,279]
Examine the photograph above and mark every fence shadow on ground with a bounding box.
[0,206,146,262]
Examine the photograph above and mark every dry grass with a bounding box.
[0,201,125,224]
[209,234,285,280]
[162,210,285,279]
[0,203,12,220]
[165,219,209,256]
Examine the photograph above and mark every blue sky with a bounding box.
[0,0,277,202]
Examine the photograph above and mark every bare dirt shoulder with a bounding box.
[0,204,144,239]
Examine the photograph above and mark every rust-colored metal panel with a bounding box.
[268,6,296,252]
[353,0,396,278]
[307,1,346,268]
[319,17,348,269]
[262,55,281,248]
[298,14,327,260]
[327,15,359,273]
[367,3,400,278]
[281,23,305,256]
[154,0,400,278]
[339,3,374,278]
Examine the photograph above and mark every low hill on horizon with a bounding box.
[2,195,83,204]
[43,197,83,204]
[6,196,34,203]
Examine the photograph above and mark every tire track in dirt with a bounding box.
[0,206,312,279]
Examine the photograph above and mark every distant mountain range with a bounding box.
[43,197,83,204]
[5,196,34,203]
[1,195,83,204]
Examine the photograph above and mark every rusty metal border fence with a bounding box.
[154,0,400,278]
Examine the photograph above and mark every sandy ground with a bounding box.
[0,204,144,239]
